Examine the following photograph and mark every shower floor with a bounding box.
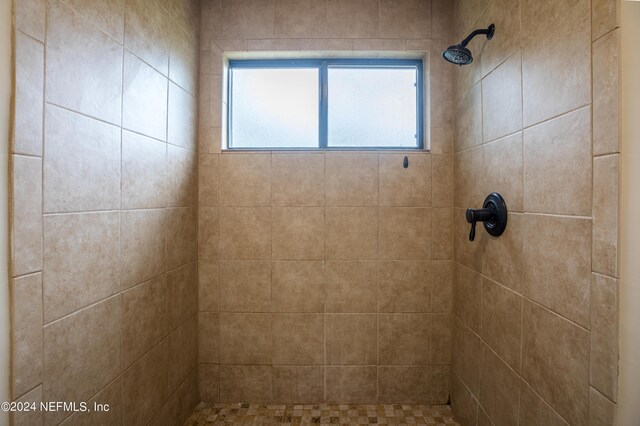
[184,402,459,425]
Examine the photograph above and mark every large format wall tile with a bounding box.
[272,207,324,260]
[166,208,197,269]
[326,314,377,365]
[220,365,271,403]
[325,261,377,313]
[44,297,121,425]
[478,0,521,78]
[378,366,449,404]
[120,209,166,289]
[15,0,45,41]
[522,301,589,426]
[219,260,271,313]
[379,0,431,38]
[220,313,272,365]
[43,105,121,213]
[379,261,431,312]
[519,382,568,426]
[124,0,170,74]
[60,0,124,41]
[271,153,324,206]
[325,366,377,404]
[481,51,522,143]
[219,153,271,206]
[221,0,275,39]
[593,154,619,276]
[167,263,197,331]
[325,208,378,260]
[272,366,324,403]
[325,153,378,207]
[379,153,431,207]
[219,207,271,259]
[478,345,521,426]
[123,52,169,141]
[325,0,379,39]
[13,32,43,156]
[272,261,324,313]
[43,212,120,322]
[122,131,167,209]
[168,316,197,391]
[592,0,620,42]
[166,145,196,207]
[272,313,324,365]
[379,208,432,260]
[590,273,618,401]
[593,30,620,156]
[168,82,197,151]
[379,314,431,365]
[521,0,591,127]
[46,0,122,124]
[523,214,591,328]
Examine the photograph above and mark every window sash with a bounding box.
[227,58,424,150]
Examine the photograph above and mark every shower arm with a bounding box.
[460,24,495,47]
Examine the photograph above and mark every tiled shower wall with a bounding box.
[10,0,200,424]
[451,0,620,424]
[196,0,457,404]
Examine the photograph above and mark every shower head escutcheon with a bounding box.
[442,24,495,66]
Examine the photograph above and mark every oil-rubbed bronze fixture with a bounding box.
[465,192,508,241]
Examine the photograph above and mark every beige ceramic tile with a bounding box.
[379,0,431,38]
[151,369,198,425]
[273,0,327,38]
[166,263,197,331]
[482,212,524,292]
[593,154,620,277]
[272,366,324,403]
[123,52,169,141]
[379,153,431,207]
[589,387,616,425]
[121,275,166,369]
[271,153,324,206]
[326,314,376,365]
[432,154,453,207]
[431,313,452,364]
[482,132,523,212]
[432,207,453,260]
[432,260,453,313]
[379,261,431,312]
[325,261,377,313]
[219,153,271,206]
[60,377,123,426]
[13,32,43,156]
[451,370,478,425]
[198,207,219,267]
[379,314,431,364]
[452,319,482,398]
[167,145,196,207]
[124,0,170,74]
[454,263,482,332]
[523,214,591,327]
[198,364,220,403]
[325,366,377,404]
[379,208,432,260]
[523,107,592,216]
[219,365,271,403]
[121,130,167,209]
[325,0,379,38]
[168,82,197,151]
[168,316,197,391]
[299,38,354,51]
[61,0,124,41]
[592,0,620,41]
[219,313,271,364]
[219,260,271,313]
[272,207,324,260]
[43,212,119,322]
[123,341,168,426]
[272,313,324,365]
[272,261,324,313]
[11,273,43,398]
[590,273,618,401]
[432,0,453,41]
[11,385,43,426]
[325,153,378,206]
[454,82,482,152]
[198,312,219,364]
[593,29,620,156]
[379,366,450,404]
[521,0,591,127]
[481,278,522,372]
[482,52,522,143]
[11,155,43,277]
[454,146,484,210]
[221,0,275,39]
[353,38,407,51]
[170,23,198,95]
[166,207,197,269]
[15,0,45,40]
[198,262,219,313]
[519,381,569,426]
[43,297,121,425]
[478,0,521,77]
[247,38,302,51]
[325,208,378,260]
[219,207,271,260]
[198,154,219,207]
[120,209,166,290]
[43,105,120,213]
[454,207,485,273]
[522,300,589,426]
[478,345,521,426]
[46,0,122,124]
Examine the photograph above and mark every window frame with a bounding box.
[226,58,425,151]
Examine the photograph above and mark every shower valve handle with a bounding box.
[465,193,508,242]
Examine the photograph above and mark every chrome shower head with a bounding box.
[442,24,495,66]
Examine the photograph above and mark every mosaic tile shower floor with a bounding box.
[184,402,460,425]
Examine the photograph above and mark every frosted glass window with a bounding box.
[328,67,418,148]
[230,67,319,148]
[227,59,423,150]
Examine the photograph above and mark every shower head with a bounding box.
[442,24,495,66]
